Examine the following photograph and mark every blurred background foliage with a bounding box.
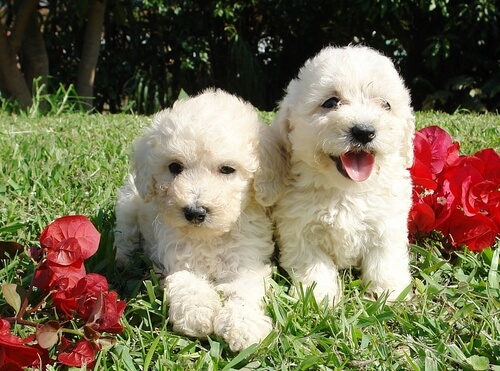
[1,0,499,114]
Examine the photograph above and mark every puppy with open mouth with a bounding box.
[272,45,415,305]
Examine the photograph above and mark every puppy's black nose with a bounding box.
[183,206,208,224]
[350,124,376,144]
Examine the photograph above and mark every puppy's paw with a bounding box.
[165,271,222,338]
[290,278,341,307]
[312,281,341,307]
[214,300,272,352]
[170,301,220,338]
[364,282,413,303]
[114,251,128,268]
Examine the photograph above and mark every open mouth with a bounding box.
[330,151,375,182]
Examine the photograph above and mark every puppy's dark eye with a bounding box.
[168,162,184,175]
[321,97,341,109]
[381,99,391,110]
[219,166,236,175]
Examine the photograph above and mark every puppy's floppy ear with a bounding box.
[271,102,293,156]
[132,129,158,202]
[401,112,416,168]
[253,123,288,207]
[253,96,293,206]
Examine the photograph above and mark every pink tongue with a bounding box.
[340,152,375,182]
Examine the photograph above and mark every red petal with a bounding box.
[40,216,100,260]
[408,202,436,235]
[412,131,432,168]
[32,262,52,292]
[98,291,126,333]
[46,237,82,266]
[448,212,498,252]
[447,166,483,216]
[0,324,44,367]
[429,180,455,231]
[0,318,12,334]
[445,142,460,167]
[57,340,96,367]
[411,158,437,189]
[77,273,109,296]
[417,126,455,175]
[33,260,86,292]
[0,362,25,371]
[52,290,78,318]
[474,148,500,182]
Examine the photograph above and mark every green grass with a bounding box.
[1,111,499,370]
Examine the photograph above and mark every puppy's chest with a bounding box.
[315,194,367,227]
[311,196,377,265]
[166,241,241,279]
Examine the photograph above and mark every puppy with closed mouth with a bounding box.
[114,89,285,351]
[272,45,415,305]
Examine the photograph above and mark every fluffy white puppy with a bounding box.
[114,89,285,352]
[272,45,415,305]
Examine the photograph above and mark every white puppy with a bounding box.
[272,46,415,305]
[114,89,285,352]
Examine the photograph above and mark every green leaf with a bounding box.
[36,320,61,349]
[451,303,475,322]
[487,248,499,290]
[112,345,138,371]
[208,336,221,361]
[0,223,25,234]
[143,333,162,370]
[466,355,489,370]
[1,283,26,314]
[177,88,189,100]
[221,343,258,371]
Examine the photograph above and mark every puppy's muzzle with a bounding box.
[329,124,377,182]
[350,124,376,145]
[183,206,208,224]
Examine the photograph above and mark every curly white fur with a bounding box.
[114,89,286,351]
[272,46,414,305]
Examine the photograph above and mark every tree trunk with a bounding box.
[76,0,107,111]
[0,0,39,109]
[21,10,50,97]
[0,31,32,108]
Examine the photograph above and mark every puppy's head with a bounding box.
[273,45,415,186]
[132,89,285,239]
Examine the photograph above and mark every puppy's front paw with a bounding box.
[309,281,341,307]
[291,273,341,307]
[214,300,272,352]
[364,282,413,303]
[165,271,222,338]
[114,250,129,268]
[169,301,220,338]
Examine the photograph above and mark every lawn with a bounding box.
[0,111,499,370]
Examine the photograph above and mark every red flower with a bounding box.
[0,319,46,368]
[83,290,126,334]
[411,131,437,189]
[475,148,500,182]
[40,215,100,264]
[447,212,498,252]
[0,215,126,368]
[33,259,86,292]
[408,191,435,236]
[33,216,100,292]
[74,274,110,321]
[57,339,97,367]
[96,290,126,333]
[416,126,459,175]
[409,126,500,252]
